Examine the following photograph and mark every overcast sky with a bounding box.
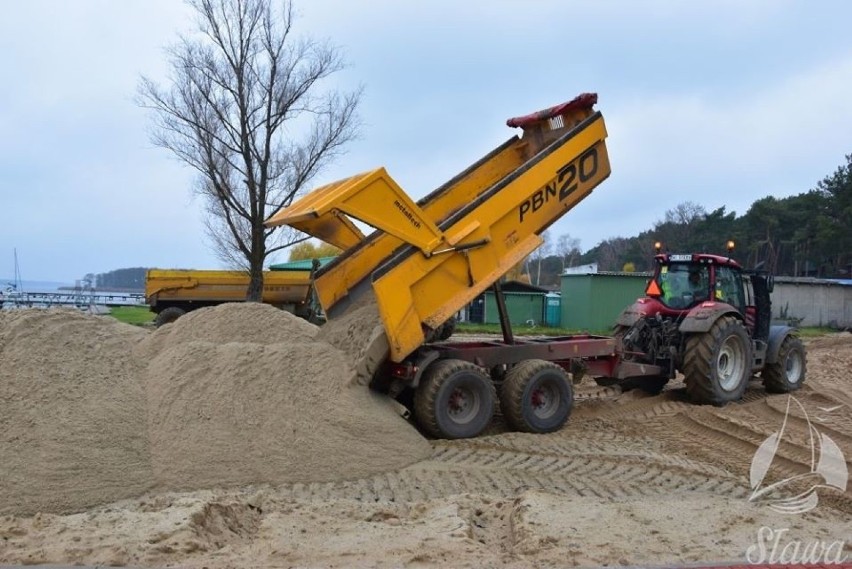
[3,1,852,282]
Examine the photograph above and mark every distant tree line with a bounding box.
[521,154,852,286]
[83,268,149,291]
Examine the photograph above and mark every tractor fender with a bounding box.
[615,300,652,327]
[678,302,742,334]
[766,325,796,364]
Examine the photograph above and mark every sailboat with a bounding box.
[1,249,25,306]
[749,396,848,514]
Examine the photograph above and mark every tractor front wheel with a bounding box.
[414,359,496,439]
[762,335,806,393]
[683,316,752,405]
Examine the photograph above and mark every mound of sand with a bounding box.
[135,302,319,360]
[0,303,430,516]
[0,309,153,515]
[146,339,427,490]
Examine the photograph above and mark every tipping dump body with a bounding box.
[266,94,610,363]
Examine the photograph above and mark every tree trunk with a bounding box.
[246,225,266,301]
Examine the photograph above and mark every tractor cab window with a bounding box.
[714,266,746,311]
[656,263,710,309]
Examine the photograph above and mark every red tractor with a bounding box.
[598,244,806,404]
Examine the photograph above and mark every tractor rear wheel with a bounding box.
[155,306,186,327]
[414,359,496,439]
[761,335,806,393]
[683,315,752,405]
[500,359,573,433]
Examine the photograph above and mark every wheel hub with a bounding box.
[717,335,746,392]
[447,386,479,423]
[785,350,803,382]
[530,381,559,418]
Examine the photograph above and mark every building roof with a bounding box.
[492,280,550,294]
[774,276,852,287]
[562,271,653,278]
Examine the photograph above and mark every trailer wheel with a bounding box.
[501,360,573,433]
[155,306,186,327]
[761,335,806,393]
[683,316,752,405]
[414,359,496,439]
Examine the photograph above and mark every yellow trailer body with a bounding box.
[266,94,610,362]
[145,269,313,307]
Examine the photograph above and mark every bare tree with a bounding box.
[654,201,706,251]
[139,0,360,299]
[555,233,581,272]
[527,230,553,286]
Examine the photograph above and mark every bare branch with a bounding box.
[139,0,360,299]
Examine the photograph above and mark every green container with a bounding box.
[484,291,545,326]
[560,272,651,332]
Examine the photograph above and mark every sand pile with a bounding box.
[135,302,319,360]
[0,309,153,515]
[142,302,429,491]
[0,303,430,516]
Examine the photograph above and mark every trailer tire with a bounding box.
[414,359,496,439]
[761,335,806,393]
[501,359,573,433]
[155,306,186,327]
[683,315,752,405]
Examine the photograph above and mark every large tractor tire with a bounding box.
[761,335,806,393]
[500,359,573,433]
[683,315,753,405]
[414,359,496,439]
[154,306,186,327]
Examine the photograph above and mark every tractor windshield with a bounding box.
[655,263,710,309]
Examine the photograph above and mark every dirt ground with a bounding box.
[1,332,850,568]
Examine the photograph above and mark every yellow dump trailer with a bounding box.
[267,94,609,361]
[266,94,613,438]
[145,269,314,326]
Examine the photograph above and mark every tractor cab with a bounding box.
[644,249,772,344]
[646,252,747,314]
[648,257,712,310]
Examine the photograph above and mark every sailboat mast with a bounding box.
[13,248,23,291]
